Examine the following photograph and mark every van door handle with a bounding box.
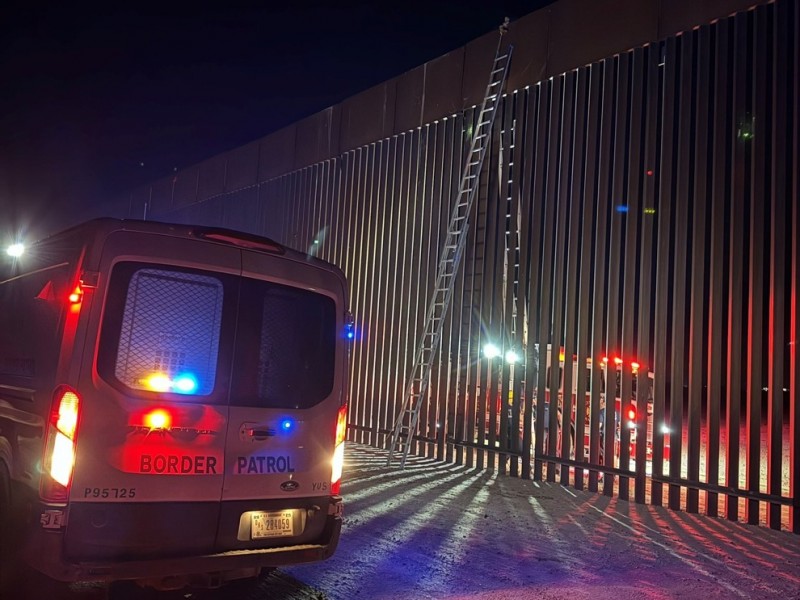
[248,428,276,440]
[239,423,277,442]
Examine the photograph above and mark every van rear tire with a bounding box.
[0,460,18,592]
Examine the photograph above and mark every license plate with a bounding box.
[250,510,295,539]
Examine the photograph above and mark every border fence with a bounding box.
[146,0,798,532]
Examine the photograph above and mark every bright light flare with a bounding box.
[144,409,172,430]
[57,391,80,438]
[335,406,347,445]
[50,433,76,486]
[332,405,347,495]
[483,343,501,359]
[45,387,81,495]
[173,374,198,394]
[146,373,172,392]
[331,442,345,492]
[6,243,24,257]
[144,372,200,394]
[505,349,520,365]
[68,285,83,304]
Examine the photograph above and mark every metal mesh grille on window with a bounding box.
[115,268,223,395]
[257,293,297,399]
[256,290,334,402]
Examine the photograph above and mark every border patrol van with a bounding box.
[0,218,350,591]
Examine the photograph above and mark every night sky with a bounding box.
[1,1,553,243]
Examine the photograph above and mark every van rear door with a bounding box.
[215,250,344,550]
[66,230,240,561]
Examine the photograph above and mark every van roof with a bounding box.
[34,217,344,276]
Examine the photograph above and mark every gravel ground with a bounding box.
[285,443,800,600]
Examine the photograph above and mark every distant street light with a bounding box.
[6,243,24,257]
[484,343,522,365]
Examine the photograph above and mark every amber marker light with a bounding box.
[144,408,172,431]
[146,373,172,392]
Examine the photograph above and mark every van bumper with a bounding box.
[23,496,343,584]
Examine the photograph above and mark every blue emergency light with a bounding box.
[172,374,199,394]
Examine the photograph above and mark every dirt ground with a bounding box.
[285,443,800,600]
[6,443,800,599]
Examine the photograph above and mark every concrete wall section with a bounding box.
[221,186,260,234]
[172,166,199,210]
[197,155,226,201]
[224,141,259,192]
[461,32,499,111]
[421,49,466,125]
[504,10,550,94]
[339,83,394,152]
[295,107,341,170]
[393,65,426,134]
[546,0,658,77]
[258,125,296,181]
[659,0,767,38]
[258,175,291,242]
[148,176,174,216]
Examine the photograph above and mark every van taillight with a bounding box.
[331,405,347,495]
[40,386,81,502]
[68,284,83,304]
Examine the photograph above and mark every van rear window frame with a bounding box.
[228,276,337,409]
[97,261,338,409]
[97,261,237,403]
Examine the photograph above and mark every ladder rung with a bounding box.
[388,41,512,470]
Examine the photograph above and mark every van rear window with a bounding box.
[99,261,337,408]
[103,266,224,395]
[231,278,336,409]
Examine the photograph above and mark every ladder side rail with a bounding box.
[387,33,513,467]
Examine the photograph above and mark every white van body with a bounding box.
[0,218,349,589]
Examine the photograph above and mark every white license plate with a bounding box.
[250,510,295,539]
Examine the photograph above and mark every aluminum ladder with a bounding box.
[386,21,513,468]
